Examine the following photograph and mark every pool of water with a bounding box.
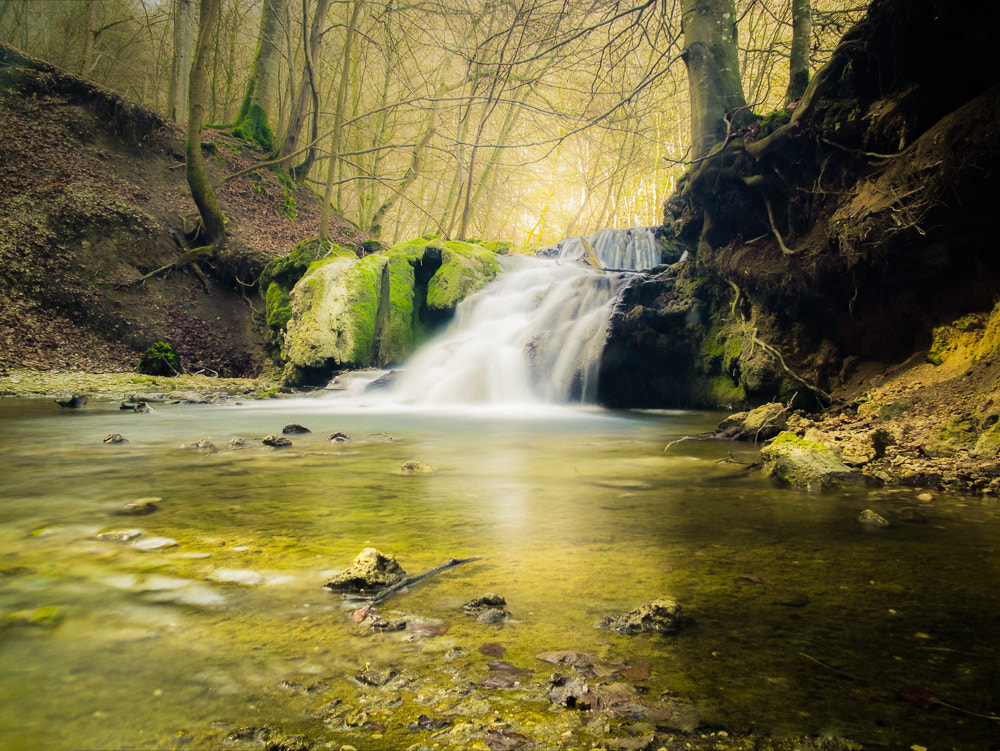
[1,396,998,749]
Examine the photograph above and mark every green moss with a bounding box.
[264,282,292,332]
[425,241,500,312]
[705,374,746,407]
[231,104,273,152]
[759,109,791,137]
[137,341,180,376]
[924,414,978,458]
[766,430,831,453]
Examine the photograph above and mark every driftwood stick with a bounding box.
[350,556,482,622]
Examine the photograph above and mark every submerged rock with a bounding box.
[96,528,143,542]
[323,548,406,593]
[369,616,406,633]
[1,605,64,628]
[282,423,311,434]
[54,394,87,408]
[463,593,511,624]
[858,509,892,527]
[595,597,683,635]
[120,400,154,413]
[131,536,178,552]
[179,440,216,452]
[329,431,351,443]
[760,431,882,492]
[112,498,160,516]
[401,460,433,474]
[103,433,128,444]
[262,434,292,448]
[226,437,253,450]
[209,569,264,585]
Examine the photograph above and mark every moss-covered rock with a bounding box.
[278,237,500,385]
[760,431,881,492]
[923,414,978,457]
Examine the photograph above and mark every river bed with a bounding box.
[1,396,998,749]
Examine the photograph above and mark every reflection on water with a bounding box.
[1,397,999,749]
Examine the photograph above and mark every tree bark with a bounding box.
[167,0,197,121]
[680,0,754,158]
[319,0,363,243]
[284,0,332,178]
[232,0,284,152]
[186,0,226,247]
[784,0,812,107]
[80,0,98,77]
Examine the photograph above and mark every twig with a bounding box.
[350,556,482,622]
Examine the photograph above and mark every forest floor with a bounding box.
[0,42,370,378]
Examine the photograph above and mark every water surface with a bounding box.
[1,397,998,749]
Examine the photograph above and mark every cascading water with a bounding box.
[361,228,663,406]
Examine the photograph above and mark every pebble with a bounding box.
[103,433,128,444]
[401,460,433,474]
[917,492,933,501]
[96,529,143,542]
[262,434,292,448]
[132,537,178,552]
[282,423,311,434]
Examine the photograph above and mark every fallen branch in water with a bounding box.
[350,556,482,622]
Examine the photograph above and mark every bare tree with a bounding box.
[232,0,285,151]
[784,0,812,105]
[167,0,197,120]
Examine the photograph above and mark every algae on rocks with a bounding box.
[277,237,500,385]
[760,431,881,492]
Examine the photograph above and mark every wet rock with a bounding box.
[55,394,87,408]
[366,371,399,391]
[120,400,154,413]
[179,440,216,452]
[408,714,450,732]
[484,728,537,750]
[716,402,788,441]
[463,593,511,623]
[103,433,128,444]
[112,498,160,516]
[96,528,143,542]
[369,616,406,632]
[407,620,448,638]
[227,437,253,450]
[323,548,406,593]
[549,675,590,708]
[536,650,595,665]
[858,509,892,527]
[262,434,292,448]
[477,608,509,624]
[760,431,882,492]
[368,432,394,443]
[329,432,351,443]
[355,665,397,686]
[131,536,178,552]
[401,460,433,474]
[282,423,311,434]
[595,597,683,635]
[923,414,978,458]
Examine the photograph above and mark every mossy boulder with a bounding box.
[278,237,500,385]
[923,414,978,457]
[716,402,788,441]
[323,548,406,594]
[594,597,683,635]
[760,431,881,492]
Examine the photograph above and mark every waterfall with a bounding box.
[367,228,662,406]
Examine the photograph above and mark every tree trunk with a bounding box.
[319,0,363,243]
[784,0,812,107]
[80,0,98,77]
[167,0,197,121]
[232,0,284,152]
[186,0,225,247]
[680,0,754,158]
[282,0,331,175]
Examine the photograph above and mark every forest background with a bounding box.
[0,0,864,247]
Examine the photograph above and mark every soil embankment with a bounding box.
[0,42,368,378]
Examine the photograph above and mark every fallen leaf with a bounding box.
[549,676,590,707]
[536,650,594,665]
[622,661,651,682]
[407,714,449,732]
[738,573,768,583]
[479,642,506,657]
[408,621,448,638]
[479,673,519,689]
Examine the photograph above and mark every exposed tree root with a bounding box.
[128,246,215,286]
[348,556,482,622]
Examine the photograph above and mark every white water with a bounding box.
[332,228,662,408]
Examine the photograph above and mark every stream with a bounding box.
[1,398,999,749]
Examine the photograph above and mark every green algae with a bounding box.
[1,401,999,749]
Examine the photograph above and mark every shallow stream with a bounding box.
[1,397,998,749]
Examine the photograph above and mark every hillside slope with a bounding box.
[0,42,369,377]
